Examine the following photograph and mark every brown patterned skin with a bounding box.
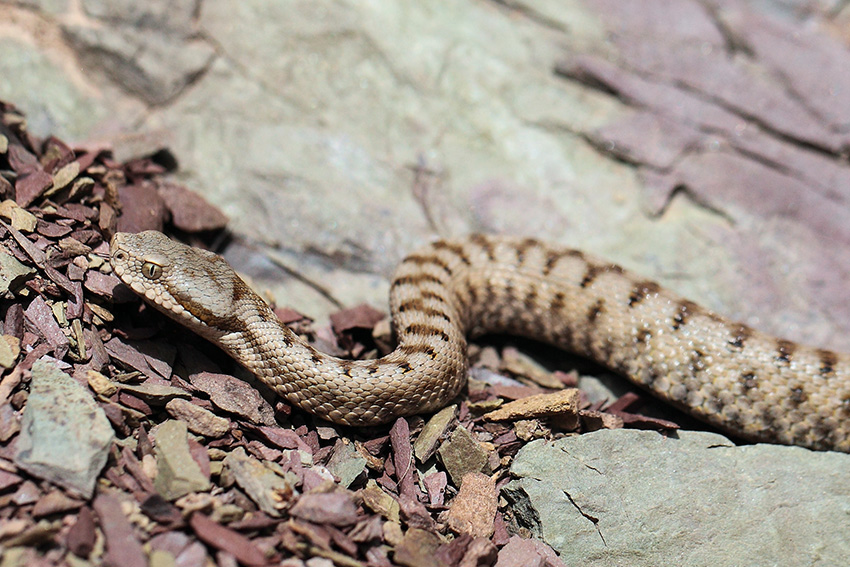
[110,231,850,452]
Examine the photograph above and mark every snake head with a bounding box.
[110,231,254,338]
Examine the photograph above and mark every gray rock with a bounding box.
[325,438,367,488]
[437,424,491,486]
[62,22,214,106]
[153,420,210,500]
[0,244,35,298]
[14,358,114,498]
[223,447,297,517]
[504,430,850,567]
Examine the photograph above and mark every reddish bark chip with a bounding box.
[15,170,53,207]
[189,512,270,567]
[66,506,97,558]
[447,472,498,539]
[116,183,168,233]
[93,493,148,567]
[330,303,386,334]
[288,491,360,526]
[158,182,228,232]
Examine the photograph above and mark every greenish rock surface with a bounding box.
[223,447,298,517]
[505,430,850,567]
[437,424,491,486]
[153,420,210,500]
[0,244,35,297]
[13,359,114,498]
[325,438,367,488]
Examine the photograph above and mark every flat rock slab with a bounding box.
[13,358,114,498]
[504,430,850,567]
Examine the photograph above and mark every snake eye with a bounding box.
[142,261,162,280]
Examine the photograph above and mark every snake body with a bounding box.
[110,231,850,452]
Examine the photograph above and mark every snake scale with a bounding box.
[110,231,850,452]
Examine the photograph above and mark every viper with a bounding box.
[110,231,850,452]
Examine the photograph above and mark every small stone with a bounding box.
[383,521,404,546]
[10,206,37,232]
[87,369,118,396]
[14,359,114,498]
[413,404,457,463]
[51,161,80,191]
[0,244,35,296]
[32,490,84,518]
[447,473,497,538]
[494,535,565,567]
[394,528,442,567]
[580,409,625,432]
[288,490,359,526]
[119,382,190,403]
[325,438,367,488]
[359,480,400,522]
[153,420,211,500]
[191,372,276,425]
[0,403,20,442]
[166,399,230,438]
[148,549,178,567]
[93,493,147,567]
[0,334,21,368]
[483,388,580,425]
[222,447,297,517]
[437,425,491,486]
[500,347,564,389]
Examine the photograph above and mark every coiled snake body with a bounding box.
[110,231,850,452]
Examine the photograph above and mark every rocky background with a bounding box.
[1,1,850,566]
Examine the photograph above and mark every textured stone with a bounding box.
[165,398,229,438]
[153,420,210,500]
[437,425,491,486]
[505,430,850,567]
[13,359,114,498]
[413,404,456,463]
[223,447,297,517]
[325,438,367,488]
[0,244,34,297]
[446,473,497,538]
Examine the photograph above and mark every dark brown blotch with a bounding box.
[398,343,436,357]
[398,299,425,313]
[775,339,796,365]
[404,254,453,277]
[740,371,757,391]
[635,328,651,344]
[587,298,605,324]
[580,263,625,288]
[404,323,450,342]
[628,280,661,307]
[365,360,381,375]
[339,360,353,377]
[789,386,808,406]
[672,300,700,330]
[523,288,538,311]
[550,291,567,313]
[543,249,585,276]
[470,234,496,261]
[432,240,472,266]
[393,273,445,287]
[817,349,838,376]
[727,323,753,349]
[515,238,540,264]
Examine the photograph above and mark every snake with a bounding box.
[109,231,850,452]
